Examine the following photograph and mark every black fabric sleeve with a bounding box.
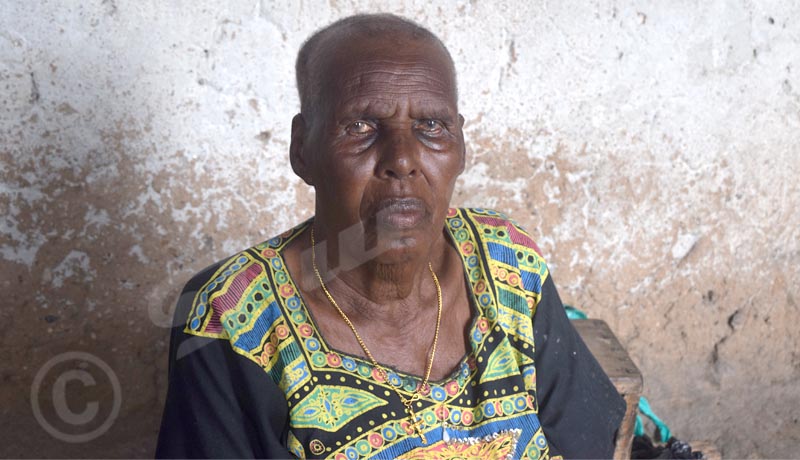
[533,275,626,459]
[155,263,293,459]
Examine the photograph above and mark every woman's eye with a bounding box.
[347,121,374,135]
[419,119,443,133]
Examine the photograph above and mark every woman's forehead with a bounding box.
[333,93,457,122]
[322,43,458,114]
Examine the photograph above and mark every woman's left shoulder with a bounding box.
[448,207,546,259]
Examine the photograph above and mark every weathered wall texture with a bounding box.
[2,1,798,457]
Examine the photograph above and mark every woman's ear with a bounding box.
[290,113,314,186]
[457,114,466,174]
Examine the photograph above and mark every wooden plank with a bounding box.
[573,319,643,395]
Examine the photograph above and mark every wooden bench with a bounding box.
[574,319,721,460]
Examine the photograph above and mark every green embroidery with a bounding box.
[498,287,530,315]
[480,337,520,384]
[278,355,311,395]
[291,385,388,431]
[497,304,535,345]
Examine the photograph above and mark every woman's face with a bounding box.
[293,37,465,267]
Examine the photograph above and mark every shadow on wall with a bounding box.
[3,42,205,460]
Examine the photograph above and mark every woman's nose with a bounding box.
[375,127,420,180]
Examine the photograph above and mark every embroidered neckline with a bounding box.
[263,209,495,395]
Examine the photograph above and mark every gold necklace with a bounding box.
[310,227,442,445]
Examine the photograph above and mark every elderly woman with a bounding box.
[157,14,624,460]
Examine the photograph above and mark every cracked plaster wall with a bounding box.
[1,1,798,457]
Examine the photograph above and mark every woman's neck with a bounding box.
[309,226,447,318]
[338,257,432,303]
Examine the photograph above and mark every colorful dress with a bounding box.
[156,208,625,459]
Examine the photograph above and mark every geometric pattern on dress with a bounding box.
[525,426,554,460]
[472,214,544,257]
[290,385,389,431]
[288,431,305,459]
[479,336,521,384]
[185,254,259,338]
[182,208,560,460]
[522,363,538,398]
[210,262,263,335]
[497,302,536,348]
[231,297,281,352]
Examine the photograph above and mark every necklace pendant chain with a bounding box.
[311,227,442,445]
[404,401,428,445]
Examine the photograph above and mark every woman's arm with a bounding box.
[156,264,292,459]
[533,275,626,459]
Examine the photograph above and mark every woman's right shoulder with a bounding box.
[176,223,306,343]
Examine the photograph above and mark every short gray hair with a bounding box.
[295,13,457,118]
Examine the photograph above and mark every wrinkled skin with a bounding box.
[284,35,472,379]
[292,38,465,277]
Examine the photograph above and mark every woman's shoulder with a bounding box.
[449,207,546,260]
[177,222,308,343]
[448,207,550,297]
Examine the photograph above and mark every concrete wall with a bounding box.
[2,1,798,457]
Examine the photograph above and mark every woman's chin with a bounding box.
[366,235,431,266]
[364,218,449,266]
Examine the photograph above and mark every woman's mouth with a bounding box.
[374,197,428,229]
